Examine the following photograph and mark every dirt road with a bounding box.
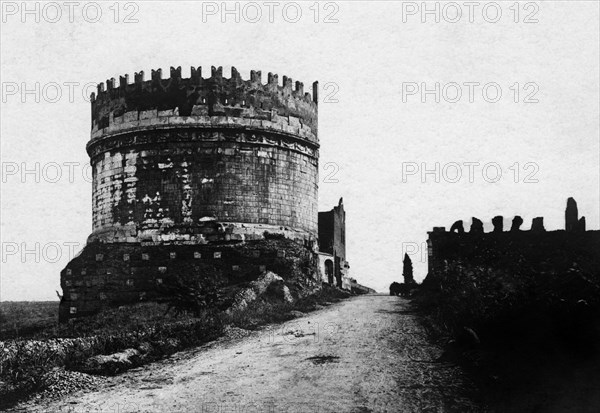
[19,295,482,412]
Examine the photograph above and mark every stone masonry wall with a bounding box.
[59,238,320,322]
[89,129,318,243]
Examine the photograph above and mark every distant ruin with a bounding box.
[317,198,350,289]
[425,198,599,280]
[315,198,371,292]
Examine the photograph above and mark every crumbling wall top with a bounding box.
[428,198,592,237]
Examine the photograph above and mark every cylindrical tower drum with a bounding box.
[87,66,319,244]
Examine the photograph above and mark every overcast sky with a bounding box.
[1,1,599,300]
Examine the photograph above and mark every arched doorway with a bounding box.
[324,259,334,284]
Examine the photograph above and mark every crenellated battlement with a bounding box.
[91,66,318,142]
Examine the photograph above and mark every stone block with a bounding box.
[139,109,158,120]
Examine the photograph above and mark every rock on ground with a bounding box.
[228,271,289,312]
[82,348,141,375]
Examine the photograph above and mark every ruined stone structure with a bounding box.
[348,279,376,295]
[426,198,599,279]
[566,197,587,232]
[59,66,320,321]
[317,198,350,288]
[565,197,578,232]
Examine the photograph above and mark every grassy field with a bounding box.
[0,301,60,340]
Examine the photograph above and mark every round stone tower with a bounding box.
[88,65,318,244]
[59,66,319,321]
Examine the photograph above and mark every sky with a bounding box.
[1,1,599,300]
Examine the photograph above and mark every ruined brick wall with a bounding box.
[317,197,345,259]
[425,200,599,281]
[317,212,334,253]
[427,228,600,279]
[317,198,347,288]
[60,66,320,321]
